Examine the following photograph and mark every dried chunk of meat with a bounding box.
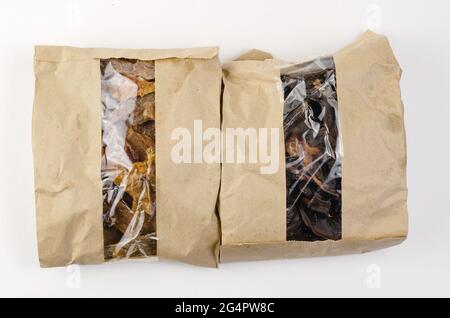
[283,57,342,242]
[132,93,155,125]
[101,58,157,260]
[125,127,154,162]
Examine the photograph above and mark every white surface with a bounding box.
[0,0,449,298]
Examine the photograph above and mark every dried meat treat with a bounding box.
[104,234,157,260]
[134,120,155,140]
[110,59,135,76]
[134,78,155,97]
[101,58,157,260]
[113,200,154,235]
[133,60,155,81]
[103,225,123,246]
[125,127,154,162]
[132,93,155,125]
[282,57,342,242]
[109,59,155,81]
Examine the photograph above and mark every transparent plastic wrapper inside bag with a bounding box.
[282,57,343,241]
[101,59,157,260]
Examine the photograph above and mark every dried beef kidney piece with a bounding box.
[132,93,155,125]
[125,127,154,162]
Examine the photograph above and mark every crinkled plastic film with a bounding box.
[101,59,157,260]
[282,57,343,241]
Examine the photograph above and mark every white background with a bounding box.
[0,0,449,298]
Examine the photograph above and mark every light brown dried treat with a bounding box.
[133,60,155,81]
[110,59,135,76]
[113,161,146,186]
[125,162,148,200]
[125,127,154,162]
[114,200,154,235]
[146,149,156,186]
[313,79,322,89]
[134,120,155,140]
[110,59,155,81]
[121,73,155,97]
[114,200,134,233]
[101,58,157,260]
[304,142,321,157]
[132,93,155,125]
[104,233,156,260]
[136,79,155,97]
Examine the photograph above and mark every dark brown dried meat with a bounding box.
[283,57,342,242]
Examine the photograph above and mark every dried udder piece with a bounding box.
[135,79,155,97]
[110,59,135,76]
[125,163,149,205]
[101,58,157,260]
[132,93,155,125]
[110,59,155,81]
[104,233,156,260]
[113,200,134,234]
[134,121,155,140]
[133,60,155,81]
[146,149,156,185]
[113,162,152,210]
[114,161,147,186]
[114,199,154,235]
[125,127,154,162]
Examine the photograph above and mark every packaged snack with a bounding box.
[220,31,408,262]
[33,47,222,267]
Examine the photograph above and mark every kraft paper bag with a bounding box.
[33,46,221,267]
[219,31,408,263]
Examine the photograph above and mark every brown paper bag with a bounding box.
[33,46,222,267]
[219,31,408,263]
